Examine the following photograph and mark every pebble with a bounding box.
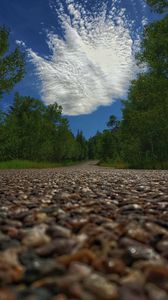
[146,284,168,300]
[22,224,50,247]
[0,288,16,300]
[124,245,161,266]
[83,273,118,299]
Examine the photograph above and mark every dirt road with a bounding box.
[0,164,168,299]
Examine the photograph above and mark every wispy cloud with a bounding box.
[28,0,145,115]
[16,40,26,47]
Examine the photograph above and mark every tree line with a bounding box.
[0,27,88,162]
[88,0,168,169]
[0,93,89,162]
[0,0,168,168]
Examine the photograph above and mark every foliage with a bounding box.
[76,130,88,160]
[89,2,168,169]
[0,27,25,99]
[107,115,120,130]
[0,26,88,164]
[146,0,168,13]
[138,15,168,75]
[0,93,87,162]
[0,160,77,169]
[120,7,168,168]
[88,116,122,162]
[98,159,128,169]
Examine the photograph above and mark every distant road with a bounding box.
[0,166,168,299]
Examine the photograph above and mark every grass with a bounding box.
[98,159,168,170]
[0,160,78,169]
[98,159,129,169]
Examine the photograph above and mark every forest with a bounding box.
[0,0,168,169]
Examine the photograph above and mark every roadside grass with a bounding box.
[98,159,168,170]
[0,160,78,169]
[98,159,129,169]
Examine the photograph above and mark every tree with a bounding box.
[107,115,120,131]
[146,0,168,13]
[121,72,168,167]
[0,26,25,99]
[118,0,168,168]
[138,16,168,75]
[89,0,168,169]
[76,130,88,160]
[88,131,103,159]
[0,93,79,162]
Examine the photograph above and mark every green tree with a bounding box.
[121,72,168,167]
[76,130,88,160]
[118,0,168,168]
[146,0,168,13]
[107,115,120,131]
[89,0,168,169]
[0,93,79,162]
[88,131,103,159]
[0,27,25,99]
[138,16,168,75]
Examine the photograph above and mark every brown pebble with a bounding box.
[57,249,96,266]
[53,294,68,300]
[83,273,118,299]
[0,288,16,300]
[146,266,168,290]
[146,283,168,300]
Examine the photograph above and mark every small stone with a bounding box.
[146,283,168,300]
[57,249,96,267]
[119,284,147,300]
[53,295,68,300]
[82,187,92,193]
[84,273,118,299]
[6,227,19,238]
[145,266,168,290]
[0,248,25,284]
[157,240,168,254]
[133,260,165,272]
[120,204,142,212]
[145,223,168,236]
[124,245,161,266]
[22,224,50,247]
[0,231,9,241]
[35,212,48,222]
[47,225,71,238]
[121,270,145,285]
[137,185,146,192]
[127,227,149,243]
[60,192,71,199]
[0,288,16,300]
[36,239,76,256]
[0,239,20,251]
[18,288,52,300]
[69,193,81,200]
[105,259,126,276]
[69,263,92,278]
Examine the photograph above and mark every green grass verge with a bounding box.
[0,160,78,169]
[98,159,168,170]
[98,159,129,169]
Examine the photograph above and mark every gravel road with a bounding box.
[0,163,168,300]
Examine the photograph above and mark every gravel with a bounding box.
[0,163,168,299]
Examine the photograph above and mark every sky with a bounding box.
[0,0,158,138]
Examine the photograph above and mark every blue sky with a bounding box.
[0,0,158,138]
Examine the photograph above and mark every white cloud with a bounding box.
[16,40,26,47]
[28,0,144,115]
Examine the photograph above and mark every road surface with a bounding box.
[0,163,168,299]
